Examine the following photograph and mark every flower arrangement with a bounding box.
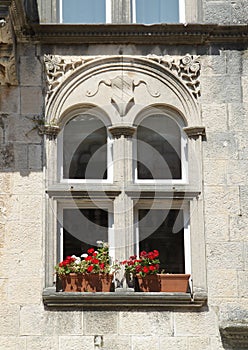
[55,241,113,276]
[121,250,160,277]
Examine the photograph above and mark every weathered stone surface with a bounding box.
[204,186,240,216]
[204,159,227,186]
[207,269,238,299]
[101,335,131,350]
[12,172,43,194]
[7,278,42,304]
[242,77,248,103]
[238,271,248,298]
[26,336,58,350]
[20,86,43,115]
[84,311,118,335]
[230,215,248,242]
[20,55,42,86]
[0,278,8,304]
[206,242,244,270]
[0,336,26,350]
[19,195,43,222]
[204,3,231,24]
[227,160,248,185]
[228,103,248,132]
[58,336,94,350]
[28,144,42,170]
[131,336,159,350]
[119,311,172,336]
[205,214,229,243]
[0,305,20,335]
[174,309,218,336]
[201,103,228,132]
[203,132,238,160]
[159,337,187,350]
[231,0,248,24]
[188,337,211,350]
[0,87,20,113]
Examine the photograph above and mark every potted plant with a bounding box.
[55,241,116,292]
[121,250,190,292]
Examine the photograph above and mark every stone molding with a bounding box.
[108,125,136,138]
[220,321,248,348]
[183,126,206,138]
[39,124,60,140]
[44,54,201,105]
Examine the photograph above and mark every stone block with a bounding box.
[101,335,131,350]
[119,311,172,336]
[204,3,231,24]
[159,337,187,350]
[201,54,227,76]
[210,337,226,350]
[188,337,211,350]
[204,186,239,216]
[218,300,248,322]
[245,242,248,270]
[230,215,248,241]
[242,77,248,103]
[27,336,58,350]
[228,103,248,132]
[226,50,242,75]
[238,271,248,298]
[7,115,42,144]
[20,306,83,336]
[205,214,229,243]
[84,311,118,335]
[204,159,227,186]
[240,186,248,214]
[0,336,26,350]
[13,143,28,171]
[19,195,43,222]
[0,87,20,114]
[0,173,12,194]
[231,0,248,24]
[200,76,242,103]
[20,55,42,86]
[235,132,248,159]
[20,87,43,115]
[203,132,238,160]
[242,50,248,75]
[174,309,218,336]
[208,269,238,299]
[0,305,20,335]
[5,221,42,250]
[58,336,94,350]
[201,103,228,132]
[7,278,42,305]
[131,336,159,350]
[0,278,8,304]
[227,160,248,185]
[28,144,42,170]
[206,242,244,270]
[12,172,43,194]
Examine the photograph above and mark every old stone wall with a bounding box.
[0,38,247,349]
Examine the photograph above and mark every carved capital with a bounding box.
[183,126,206,139]
[39,124,60,140]
[108,125,136,139]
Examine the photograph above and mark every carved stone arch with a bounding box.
[44,55,201,128]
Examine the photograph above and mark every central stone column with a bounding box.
[109,125,136,290]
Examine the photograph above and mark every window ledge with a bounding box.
[43,288,207,309]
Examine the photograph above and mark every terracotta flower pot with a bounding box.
[136,274,190,292]
[60,273,113,292]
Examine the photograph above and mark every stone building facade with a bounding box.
[0,0,248,349]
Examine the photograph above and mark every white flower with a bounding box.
[71,255,81,264]
[81,253,88,258]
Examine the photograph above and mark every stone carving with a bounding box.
[0,18,18,85]
[0,143,14,168]
[146,54,201,98]
[44,55,95,101]
[86,74,160,116]
[44,54,201,104]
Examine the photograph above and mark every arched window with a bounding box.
[136,113,186,181]
[61,114,108,180]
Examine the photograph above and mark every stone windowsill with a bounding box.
[43,288,207,309]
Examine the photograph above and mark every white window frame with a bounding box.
[131,0,185,23]
[57,110,113,184]
[133,110,188,184]
[57,200,115,263]
[134,200,191,275]
[59,0,112,23]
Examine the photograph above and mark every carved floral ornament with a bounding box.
[44,54,201,105]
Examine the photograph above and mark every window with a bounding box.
[133,0,181,24]
[58,0,184,24]
[60,0,111,23]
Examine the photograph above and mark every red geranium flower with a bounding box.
[87,265,94,272]
[87,248,95,255]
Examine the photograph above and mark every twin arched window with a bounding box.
[61,110,186,182]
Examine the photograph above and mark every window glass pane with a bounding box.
[62,0,106,23]
[63,208,108,258]
[139,209,185,273]
[63,114,107,179]
[136,0,179,23]
[137,114,181,179]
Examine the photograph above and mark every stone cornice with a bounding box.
[26,23,248,45]
[220,321,248,348]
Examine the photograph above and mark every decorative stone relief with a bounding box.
[86,74,160,116]
[0,17,17,85]
[44,54,201,104]
[146,54,201,99]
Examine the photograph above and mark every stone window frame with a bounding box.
[43,55,207,309]
[37,0,201,24]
